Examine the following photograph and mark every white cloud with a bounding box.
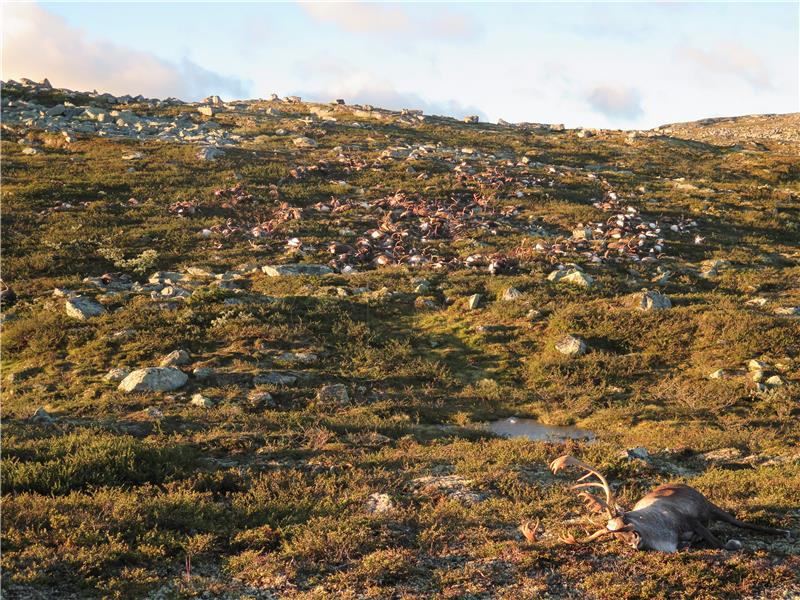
[1,3,249,100]
[299,2,480,40]
[294,78,486,121]
[681,43,773,90]
[586,85,644,120]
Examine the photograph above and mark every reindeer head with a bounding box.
[549,455,640,547]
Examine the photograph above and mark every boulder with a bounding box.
[65,296,107,320]
[104,367,130,382]
[365,493,394,514]
[190,393,214,408]
[118,367,188,393]
[253,372,297,386]
[634,291,672,311]
[160,349,190,367]
[502,287,523,301]
[555,335,587,357]
[261,264,333,277]
[317,383,349,404]
[292,136,318,148]
[467,294,482,310]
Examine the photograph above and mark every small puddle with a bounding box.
[481,417,596,442]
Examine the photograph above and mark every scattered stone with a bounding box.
[317,383,349,404]
[22,147,40,155]
[560,270,594,288]
[365,493,394,514]
[190,393,214,408]
[555,335,587,357]
[703,447,742,464]
[414,296,438,310]
[765,375,784,387]
[193,366,215,380]
[262,264,333,276]
[248,390,275,408]
[774,307,800,317]
[65,296,107,320]
[708,369,728,380]
[160,349,190,367]
[31,406,54,424]
[725,539,743,551]
[410,474,485,505]
[118,367,188,393]
[502,287,523,301]
[751,370,765,383]
[253,372,297,386]
[621,447,650,461]
[748,360,768,372]
[197,105,216,117]
[279,351,318,364]
[292,136,318,148]
[549,268,593,288]
[197,146,224,160]
[104,367,130,382]
[634,290,672,310]
[467,293,482,310]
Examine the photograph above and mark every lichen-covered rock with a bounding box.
[317,383,349,404]
[65,296,106,320]
[555,335,587,357]
[160,349,190,367]
[261,264,333,277]
[104,367,130,382]
[118,367,188,393]
[634,290,672,310]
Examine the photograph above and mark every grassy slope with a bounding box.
[2,96,799,599]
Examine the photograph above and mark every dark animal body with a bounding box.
[546,455,791,552]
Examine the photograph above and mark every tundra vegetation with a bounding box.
[1,80,799,599]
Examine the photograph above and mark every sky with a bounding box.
[2,1,798,129]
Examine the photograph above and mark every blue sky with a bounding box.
[3,1,798,128]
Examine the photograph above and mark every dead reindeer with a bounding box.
[549,455,791,552]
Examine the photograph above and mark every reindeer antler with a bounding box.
[519,518,541,543]
[549,455,619,519]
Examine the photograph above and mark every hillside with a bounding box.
[2,78,799,599]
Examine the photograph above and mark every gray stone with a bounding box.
[765,375,784,387]
[31,406,54,424]
[502,287,523,301]
[190,393,214,408]
[635,290,672,311]
[317,383,349,404]
[555,335,587,357]
[559,270,594,289]
[118,367,188,393]
[197,147,224,160]
[248,390,275,408]
[197,105,216,117]
[193,366,215,380]
[279,352,318,364]
[467,294,482,310]
[65,296,107,320]
[365,492,394,514]
[292,136,318,148]
[104,367,130,382]
[261,264,333,277]
[160,349,190,367]
[748,359,768,371]
[253,372,297,386]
